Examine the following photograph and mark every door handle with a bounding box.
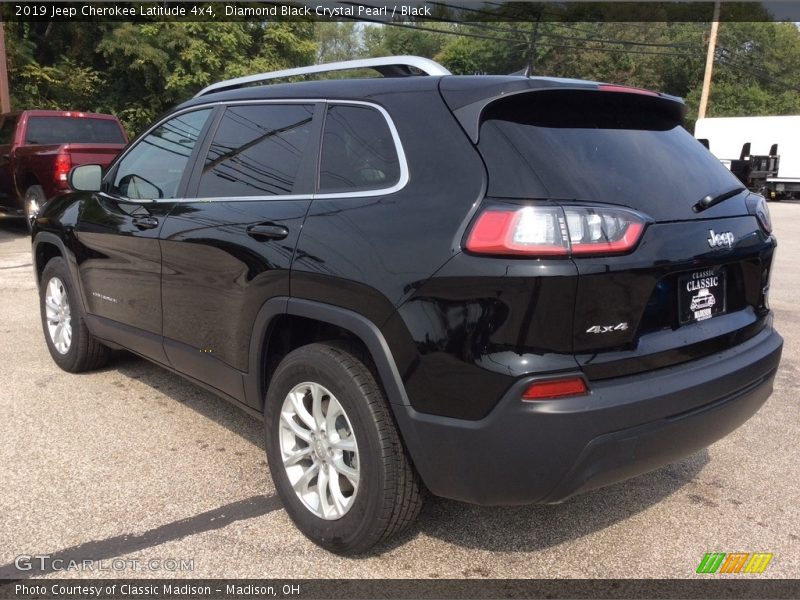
[132,216,159,230]
[246,223,289,241]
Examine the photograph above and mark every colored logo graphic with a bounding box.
[697,552,773,574]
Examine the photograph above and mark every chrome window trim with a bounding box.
[110,99,409,204]
[315,100,409,200]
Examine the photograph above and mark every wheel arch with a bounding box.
[21,171,40,188]
[33,232,67,283]
[32,232,88,312]
[16,171,40,200]
[245,297,412,414]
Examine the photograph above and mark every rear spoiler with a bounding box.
[439,77,686,144]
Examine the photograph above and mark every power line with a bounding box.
[426,3,697,48]
[361,19,704,60]
[427,18,699,49]
[716,50,800,92]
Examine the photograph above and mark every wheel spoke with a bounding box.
[283,445,312,467]
[331,455,359,488]
[327,466,349,516]
[317,463,333,517]
[310,383,325,430]
[47,280,59,302]
[330,436,356,452]
[289,389,316,431]
[280,412,312,443]
[325,395,344,436]
[292,461,319,495]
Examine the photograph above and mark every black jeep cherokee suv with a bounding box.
[31,56,782,553]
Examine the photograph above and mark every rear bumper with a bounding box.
[393,326,782,505]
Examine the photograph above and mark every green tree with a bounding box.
[98,22,316,134]
[316,22,364,63]
[5,21,316,135]
[366,23,446,59]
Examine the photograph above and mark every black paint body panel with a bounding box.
[30,73,783,505]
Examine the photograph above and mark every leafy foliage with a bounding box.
[5,21,316,135]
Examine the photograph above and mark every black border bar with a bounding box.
[5,1,800,23]
[2,579,800,600]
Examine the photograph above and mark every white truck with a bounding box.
[694,115,800,200]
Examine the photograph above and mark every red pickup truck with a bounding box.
[0,110,128,226]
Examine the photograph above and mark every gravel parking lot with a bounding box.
[0,204,798,580]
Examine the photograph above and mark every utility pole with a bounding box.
[698,0,721,120]
[0,21,9,113]
[525,13,542,76]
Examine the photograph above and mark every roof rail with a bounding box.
[195,56,452,98]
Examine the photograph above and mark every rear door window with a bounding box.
[25,116,126,144]
[318,105,401,193]
[197,104,315,198]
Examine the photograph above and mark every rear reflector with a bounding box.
[522,377,588,400]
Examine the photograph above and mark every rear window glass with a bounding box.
[478,91,742,209]
[25,116,125,145]
[319,105,400,193]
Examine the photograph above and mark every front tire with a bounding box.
[39,257,110,372]
[264,343,422,554]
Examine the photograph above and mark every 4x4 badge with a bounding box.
[586,322,629,334]
[708,229,735,249]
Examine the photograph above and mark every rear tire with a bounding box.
[39,257,110,372]
[264,342,422,554]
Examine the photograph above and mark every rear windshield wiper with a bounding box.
[693,186,746,213]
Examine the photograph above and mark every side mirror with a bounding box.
[68,164,102,192]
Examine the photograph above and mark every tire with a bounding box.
[39,257,110,372]
[24,184,46,232]
[264,342,422,554]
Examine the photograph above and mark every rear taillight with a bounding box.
[747,194,772,234]
[522,376,588,401]
[466,204,648,257]
[54,153,72,185]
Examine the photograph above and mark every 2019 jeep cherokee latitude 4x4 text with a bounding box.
[31,57,782,553]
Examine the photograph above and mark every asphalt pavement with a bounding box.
[0,204,798,579]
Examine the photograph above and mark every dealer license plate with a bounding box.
[678,268,726,324]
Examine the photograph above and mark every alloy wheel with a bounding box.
[45,277,72,354]
[278,382,360,520]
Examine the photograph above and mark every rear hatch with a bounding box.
[443,79,776,379]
